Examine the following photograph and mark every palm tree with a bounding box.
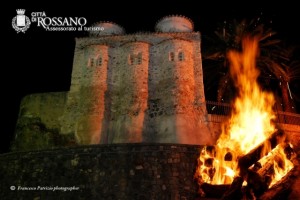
[202,18,300,112]
[259,44,300,112]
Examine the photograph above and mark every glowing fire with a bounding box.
[256,143,294,187]
[195,37,294,188]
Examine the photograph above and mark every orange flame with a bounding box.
[196,37,294,187]
[257,143,294,187]
[220,37,276,155]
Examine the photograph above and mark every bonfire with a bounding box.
[194,37,296,199]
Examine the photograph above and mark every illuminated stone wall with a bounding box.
[13,16,212,150]
[0,144,201,200]
[17,92,67,130]
[62,32,208,145]
[105,42,150,143]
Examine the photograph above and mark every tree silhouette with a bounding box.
[202,18,300,112]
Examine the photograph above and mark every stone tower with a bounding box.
[14,16,211,149]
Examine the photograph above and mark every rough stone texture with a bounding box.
[0,144,202,200]
[18,92,67,130]
[63,32,208,145]
[11,116,76,151]
[11,92,76,151]
[14,18,211,150]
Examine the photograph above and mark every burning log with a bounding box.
[238,129,285,177]
[258,167,297,200]
[194,38,298,199]
[223,132,294,199]
[244,143,295,198]
[221,176,243,200]
[246,169,270,197]
[258,146,297,199]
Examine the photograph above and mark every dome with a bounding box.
[89,22,125,36]
[155,15,194,32]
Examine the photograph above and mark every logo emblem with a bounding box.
[12,9,31,33]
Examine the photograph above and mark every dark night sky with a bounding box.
[3,2,300,153]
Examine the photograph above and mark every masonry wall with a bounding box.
[105,42,150,144]
[0,144,201,200]
[145,39,177,143]
[76,45,109,144]
[14,32,211,150]
[18,92,67,130]
[62,32,208,145]
[11,92,74,151]
[144,38,208,144]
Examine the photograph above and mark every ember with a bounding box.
[194,37,296,199]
